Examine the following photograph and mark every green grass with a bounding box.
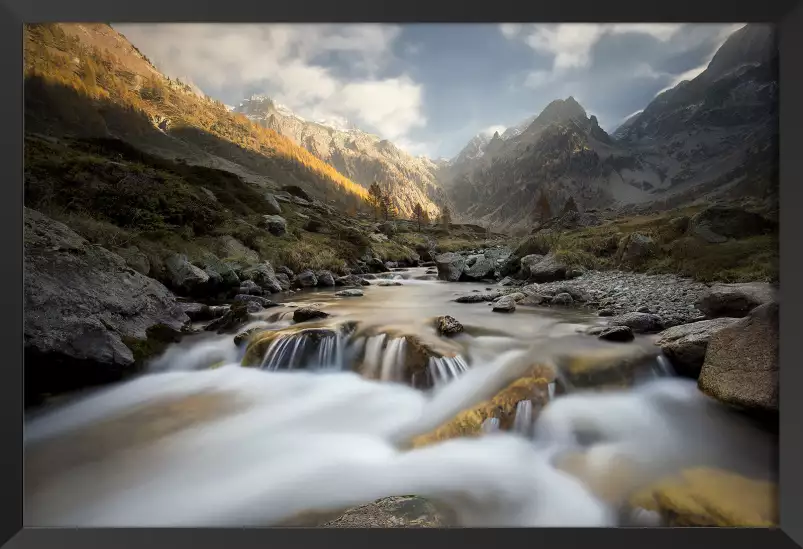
[522,207,778,283]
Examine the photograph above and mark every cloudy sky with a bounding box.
[113,23,744,159]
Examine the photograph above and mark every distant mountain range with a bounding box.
[24,23,777,232]
[432,23,777,231]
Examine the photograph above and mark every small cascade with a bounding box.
[548,381,557,400]
[380,338,408,382]
[512,400,533,437]
[260,329,346,371]
[429,355,470,385]
[655,354,675,377]
[481,417,501,433]
[361,334,388,379]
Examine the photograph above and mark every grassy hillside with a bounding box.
[23,23,369,210]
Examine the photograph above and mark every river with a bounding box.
[23,267,778,527]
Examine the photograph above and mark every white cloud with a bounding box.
[481,124,507,136]
[501,23,686,72]
[112,23,425,143]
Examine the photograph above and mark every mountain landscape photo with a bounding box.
[23,23,779,529]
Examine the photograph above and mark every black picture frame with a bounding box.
[3,0,802,547]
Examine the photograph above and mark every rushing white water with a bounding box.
[24,272,777,528]
[25,341,776,528]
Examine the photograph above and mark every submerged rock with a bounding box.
[293,308,330,323]
[698,302,778,414]
[377,281,403,287]
[598,326,635,343]
[655,318,740,378]
[23,208,189,404]
[435,315,464,337]
[629,468,777,527]
[335,289,364,297]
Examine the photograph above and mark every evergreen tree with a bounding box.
[368,182,383,221]
[413,203,424,231]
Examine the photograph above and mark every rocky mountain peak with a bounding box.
[705,24,776,82]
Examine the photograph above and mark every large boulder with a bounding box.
[462,255,495,281]
[240,261,283,294]
[297,270,318,288]
[655,318,740,379]
[696,282,777,318]
[263,215,288,237]
[198,254,240,291]
[698,303,779,414]
[521,253,568,283]
[165,254,210,296]
[435,252,467,282]
[23,208,189,403]
[316,270,336,287]
[689,206,775,242]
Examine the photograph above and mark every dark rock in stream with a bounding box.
[598,326,635,343]
[435,315,464,337]
[205,301,252,333]
[233,295,279,308]
[293,308,330,323]
[24,208,189,405]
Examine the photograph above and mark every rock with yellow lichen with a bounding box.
[629,468,778,527]
[411,364,555,448]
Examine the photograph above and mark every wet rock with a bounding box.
[598,309,616,317]
[316,270,336,287]
[263,193,282,215]
[26,216,189,401]
[608,312,664,334]
[116,246,150,276]
[165,254,210,295]
[205,301,251,334]
[297,270,318,288]
[518,294,549,306]
[336,275,370,287]
[435,252,466,282]
[263,215,287,236]
[241,261,283,294]
[598,326,635,342]
[322,496,450,528]
[234,327,261,346]
[551,293,574,306]
[275,273,291,291]
[180,303,227,323]
[462,255,495,281]
[455,291,501,303]
[435,315,464,337]
[233,295,279,308]
[238,279,263,296]
[696,282,777,318]
[335,289,364,297]
[698,303,778,413]
[377,281,403,287]
[655,318,740,378]
[293,308,331,323]
[630,468,777,527]
[521,253,568,283]
[492,296,517,313]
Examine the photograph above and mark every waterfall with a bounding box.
[655,354,675,377]
[548,381,556,400]
[513,400,533,437]
[380,338,408,382]
[362,334,388,379]
[429,355,470,385]
[260,330,345,371]
[481,417,501,433]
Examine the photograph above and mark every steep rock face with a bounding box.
[234,96,447,219]
[24,208,189,404]
[442,24,777,230]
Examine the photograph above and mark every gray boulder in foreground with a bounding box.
[435,252,467,282]
[655,317,740,378]
[24,208,189,403]
[698,302,779,414]
[696,282,777,319]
